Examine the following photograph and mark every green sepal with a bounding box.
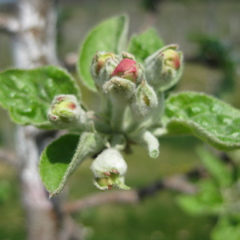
[0,66,81,129]
[78,15,129,92]
[39,132,105,197]
[162,92,240,150]
[128,28,164,63]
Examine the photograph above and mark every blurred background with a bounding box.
[0,0,240,239]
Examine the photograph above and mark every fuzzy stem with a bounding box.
[99,91,112,117]
[151,127,168,137]
[142,130,160,158]
[110,98,126,132]
[130,130,160,158]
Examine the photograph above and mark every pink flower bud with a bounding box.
[111,58,139,82]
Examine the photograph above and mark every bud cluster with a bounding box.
[87,45,183,190]
[48,44,183,191]
[91,45,183,126]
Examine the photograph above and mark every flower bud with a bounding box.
[163,49,181,70]
[91,51,120,89]
[145,44,183,91]
[48,94,86,129]
[130,80,158,118]
[103,77,136,101]
[91,148,130,190]
[111,57,144,84]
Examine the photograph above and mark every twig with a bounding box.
[138,174,197,200]
[63,190,139,214]
[63,175,197,214]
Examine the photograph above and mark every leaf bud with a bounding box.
[48,94,86,129]
[91,148,130,190]
[145,44,183,91]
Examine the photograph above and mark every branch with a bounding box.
[0,13,19,34]
[63,190,139,214]
[138,174,197,200]
[63,175,197,214]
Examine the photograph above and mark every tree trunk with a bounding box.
[12,0,82,239]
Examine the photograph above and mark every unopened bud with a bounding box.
[91,52,120,89]
[48,95,86,129]
[103,77,136,101]
[145,44,183,91]
[130,80,158,118]
[111,57,144,84]
[163,49,181,70]
[91,148,130,190]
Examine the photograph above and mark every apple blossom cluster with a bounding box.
[47,45,183,190]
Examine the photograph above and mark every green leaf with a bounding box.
[128,28,164,63]
[0,66,81,128]
[177,180,223,216]
[211,216,240,240]
[39,133,104,197]
[162,92,240,150]
[197,147,232,188]
[78,15,128,92]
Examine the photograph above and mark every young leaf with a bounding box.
[78,15,128,92]
[128,28,164,63]
[39,133,105,197]
[197,147,232,188]
[177,180,223,216]
[162,92,240,151]
[0,66,81,128]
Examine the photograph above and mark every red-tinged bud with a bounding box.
[48,94,86,129]
[94,52,115,74]
[163,49,181,70]
[111,58,143,83]
[91,52,120,89]
[145,44,183,91]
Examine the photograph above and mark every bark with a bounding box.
[14,0,58,68]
